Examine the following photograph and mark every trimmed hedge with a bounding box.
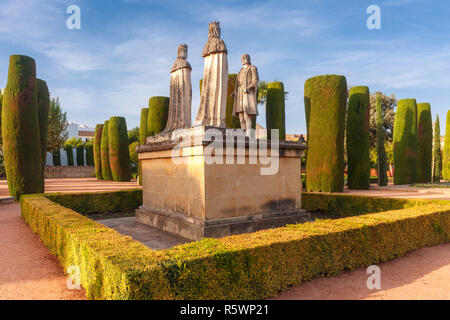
[148,96,169,136]
[376,93,388,186]
[139,108,148,146]
[94,124,103,179]
[101,120,112,180]
[443,110,450,180]
[433,116,442,182]
[393,99,418,185]
[417,103,433,183]
[2,55,42,200]
[108,117,131,182]
[266,82,286,140]
[346,86,370,190]
[52,150,61,166]
[85,142,94,166]
[304,75,347,192]
[45,189,142,214]
[37,78,50,193]
[21,191,449,300]
[64,145,74,166]
[76,143,84,166]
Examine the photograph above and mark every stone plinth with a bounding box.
[136,127,307,241]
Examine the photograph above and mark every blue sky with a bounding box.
[0,0,450,134]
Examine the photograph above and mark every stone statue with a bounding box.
[164,44,192,132]
[195,21,228,127]
[232,54,259,134]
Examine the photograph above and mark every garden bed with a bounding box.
[20,190,449,299]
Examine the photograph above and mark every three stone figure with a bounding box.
[164,21,258,133]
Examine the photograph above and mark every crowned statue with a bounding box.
[232,54,259,134]
[195,21,229,127]
[164,44,192,132]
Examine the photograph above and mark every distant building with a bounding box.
[66,122,95,141]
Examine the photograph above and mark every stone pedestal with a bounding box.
[136,126,307,241]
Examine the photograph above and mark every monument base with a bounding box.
[137,126,306,241]
[136,206,310,241]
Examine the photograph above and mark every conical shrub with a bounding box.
[85,142,94,165]
[417,103,432,183]
[432,116,442,183]
[376,93,388,186]
[393,99,418,184]
[37,79,50,192]
[138,108,148,185]
[147,96,169,136]
[76,143,84,166]
[2,55,42,200]
[304,75,347,192]
[94,124,103,179]
[65,144,74,166]
[443,111,450,180]
[346,86,370,189]
[266,81,286,140]
[108,116,130,182]
[101,120,112,180]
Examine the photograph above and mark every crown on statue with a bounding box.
[208,21,221,38]
[177,43,188,58]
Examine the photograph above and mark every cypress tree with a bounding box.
[393,99,418,185]
[76,143,85,166]
[101,120,112,180]
[376,93,388,186]
[304,75,347,192]
[108,116,130,182]
[432,116,442,183]
[85,142,94,165]
[2,55,42,200]
[147,96,169,136]
[138,108,148,185]
[65,144,74,166]
[94,124,103,179]
[0,91,3,145]
[417,103,432,183]
[36,79,50,192]
[266,81,286,140]
[226,74,242,128]
[52,149,61,166]
[442,110,450,180]
[346,86,370,189]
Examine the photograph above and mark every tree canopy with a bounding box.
[47,97,68,152]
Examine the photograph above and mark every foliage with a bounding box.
[65,137,82,147]
[139,108,148,146]
[376,93,388,186]
[226,74,241,129]
[21,191,450,299]
[129,141,139,176]
[128,126,139,144]
[36,79,50,192]
[433,116,442,183]
[2,55,42,200]
[85,141,94,165]
[52,149,61,166]
[346,86,370,189]
[417,103,433,183]
[94,124,103,179]
[257,80,268,105]
[369,91,396,148]
[393,99,418,185]
[266,82,286,140]
[64,144,74,166]
[304,75,347,192]
[148,96,169,136]
[76,143,84,166]
[47,97,68,152]
[108,117,131,182]
[443,111,450,180]
[101,120,112,180]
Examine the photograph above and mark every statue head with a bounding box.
[177,44,188,59]
[208,21,221,38]
[241,54,251,66]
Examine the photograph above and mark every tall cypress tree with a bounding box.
[138,108,148,185]
[94,124,103,179]
[376,93,388,186]
[417,103,432,183]
[266,82,286,140]
[36,79,50,192]
[442,110,450,180]
[346,86,370,189]
[432,116,442,183]
[101,120,112,180]
[147,97,169,136]
[108,117,131,182]
[2,55,42,200]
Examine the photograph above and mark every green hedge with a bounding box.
[266,82,286,140]
[376,93,388,186]
[101,120,112,180]
[393,99,418,184]
[76,143,85,166]
[45,189,142,215]
[108,117,131,182]
[304,75,347,192]
[148,96,169,136]
[85,142,94,166]
[21,191,449,300]
[346,86,370,190]
[64,145,74,166]
[94,124,103,179]
[443,111,450,180]
[417,103,432,183]
[52,150,61,166]
[433,116,442,182]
